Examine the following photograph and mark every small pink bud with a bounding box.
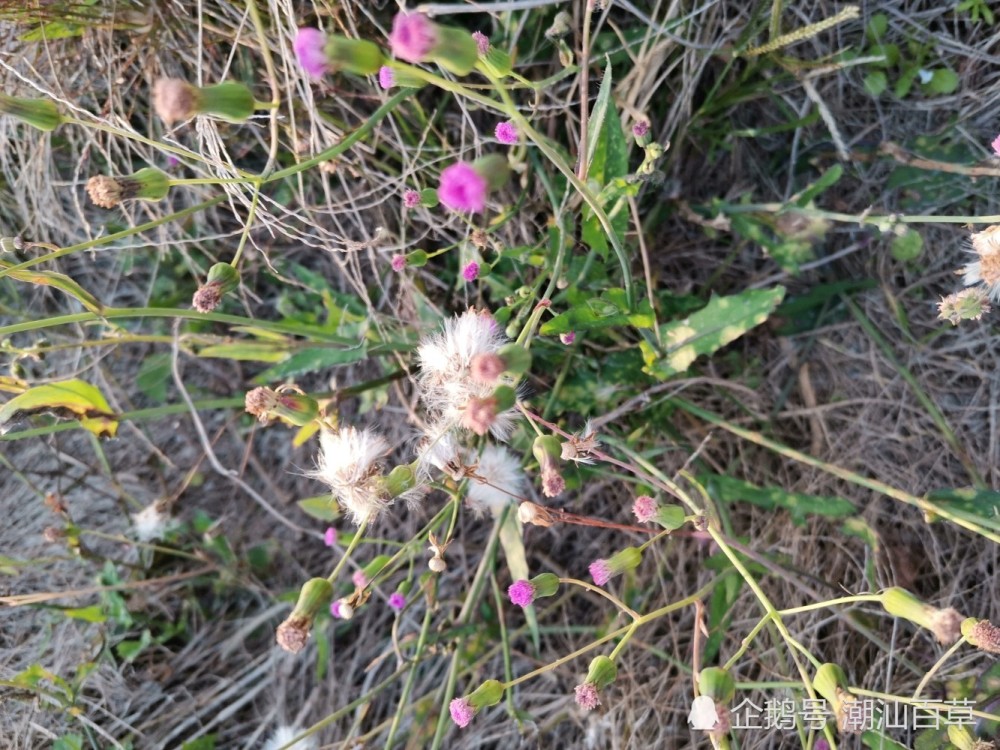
[495,121,518,145]
[449,697,475,728]
[388,592,406,611]
[632,495,658,523]
[378,65,394,90]
[461,396,498,436]
[992,134,1000,157]
[574,683,601,711]
[294,28,329,79]
[391,254,407,272]
[330,600,343,618]
[507,580,535,608]
[462,261,480,282]
[472,31,489,56]
[324,527,338,547]
[352,570,368,589]
[632,120,650,138]
[403,189,421,208]
[470,352,504,384]
[559,332,575,345]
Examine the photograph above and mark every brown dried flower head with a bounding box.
[153,78,199,124]
[275,615,310,654]
[86,175,124,208]
[938,287,991,325]
[192,281,223,313]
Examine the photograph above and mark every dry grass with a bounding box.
[2,1,1000,749]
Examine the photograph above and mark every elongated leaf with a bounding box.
[925,488,1000,533]
[498,509,540,651]
[793,164,843,207]
[4,264,103,313]
[540,289,654,335]
[641,287,785,379]
[0,379,118,437]
[253,345,367,383]
[198,342,289,362]
[702,473,856,525]
[584,59,614,175]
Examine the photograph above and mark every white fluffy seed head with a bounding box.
[263,727,317,750]
[467,445,525,517]
[417,309,520,441]
[312,427,391,525]
[417,428,468,481]
[131,501,171,542]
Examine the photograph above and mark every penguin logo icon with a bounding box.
[687,696,720,731]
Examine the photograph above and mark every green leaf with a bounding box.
[640,287,785,380]
[60,605,106,623]
[2,262,103,314]
[863,71,887,96]
[253,345,368,383]
[793,164,843,207]
[541,290,654,335]
[181,736,217,750]
[197,342,289,362]
[924,68,959,95]
[865,13,888,40]
[702,473,856,525]
[891,229,923,261]
[19,22,85,42]
[136,353,172,402]
[925,487,1000,533]
[0,379,119,437]
[116,629,153,662]
[52,736,84,750]
[584,59,613,175]
[297,496,340,522]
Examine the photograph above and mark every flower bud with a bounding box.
[244,386,319,426]
[405,249,429,267]
[431,25,479,76]
[938,288,991,325]
[276,577,333,653]
[533,435,565,498]
[0,93,62,131]
[153,78,255,124]
[324,35,384,76]
[449,680,504,728]
[479,47,512,78]
[383,462,419,497]
[86,168,170,208]
[698,667,736,703]
[962,618,1000,654]
[813,663,863,733]
[428,556,447,573]
[496,343,531,376]
[881,587,964,645]
[1,236,25,254]
[193,262,241,313]
[507,572,560,608]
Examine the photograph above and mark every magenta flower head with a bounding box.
[388,592,406,611]
[438,162,488,212]
[575,655,617,711]
[589,547,642,587]
[508,580,535,607]
[403,188,421,208]
[449,680,504,728]
[495,121,518,145]
[992,134,1000,157]
[390,12,438,63]
[632,120,650,138]
[560,331,576,345]
[462,261,480,282]
[324,526,338,547]
[391,254,407,272]
[472,31,489,55]
[632,495,658,523]
[352,570,368,589]
[295,28,328,78]
[378,66,394,90]
[575,683,601,711]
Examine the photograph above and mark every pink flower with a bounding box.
[388,592,406,611]
[632,120,650,138]
[559,332,575,345]
[403,189,421,208]
[449,697,475,728]
[472,31,489,56]
[589,559,612,586]
[495,121,518,145]
[391,254,407,272]
[992,134,1000,157]
[814,741,830,750]
[462,262,480,282]
[389,12,438,63]
[378,66,394,90]
[507,580,535,608]
[324,527,338,547]
[632,495,658,523]
[438,162,487,213]
[352,570,368,589]
[574,683,601,711]
[294,28,328,79]
[330,600,343,618]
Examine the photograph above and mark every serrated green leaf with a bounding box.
[253,345,368,383]
[0,379,118,437]
[540,293,654,335]
[640,287,785,379]
[702,473,856,524]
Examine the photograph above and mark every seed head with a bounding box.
[152,78,199,124]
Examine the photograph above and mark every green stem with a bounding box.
[326,519,368,583]
[559,577,639,620]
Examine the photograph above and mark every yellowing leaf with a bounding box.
[0,379,119,437]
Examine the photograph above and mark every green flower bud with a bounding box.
[419,188,439,208]
[473,154,510,192]
[153,78,255,125]
[812,663,848,706]
[193,261,241,313]
[528,572,559,599]
[698,668,736,703]
[276,577,333,653]
[431,25,479,76]
[881,587,964,644]
[491,384,517,411]
[86,168,170,208]
[406,249,429,267]
[206,262,240,294]
[244,386,319,426]
[478,48,512,78]
[584,655,617,690]
[0,93,62,131]
[325,35,384,76]
[384,462,419,498]
[467,679,504,709]
[655,505,687,531]
[813,663,864,734]
[532,435,562,465]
